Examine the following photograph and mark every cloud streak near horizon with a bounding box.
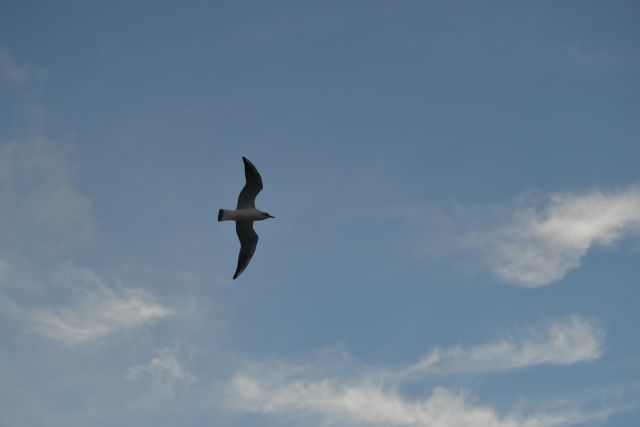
[226,315,611,426]
[228,378,623,427]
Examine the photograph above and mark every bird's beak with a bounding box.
[268,214,275,218]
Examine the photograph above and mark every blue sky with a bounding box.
[1,1,640,426]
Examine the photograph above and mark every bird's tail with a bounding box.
[218,209,233,221]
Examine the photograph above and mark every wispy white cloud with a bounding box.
[227,316,602,385]
[29,286,172,345]
[227,377,618,427]
[226,316,612,426]
[22,263,173,344]
[127,348,196,396]
[397,185,640,287]
[395,315,602,379]
[0,139,173,344]
[466,185,640,286]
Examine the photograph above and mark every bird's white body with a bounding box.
[219,208,271,222]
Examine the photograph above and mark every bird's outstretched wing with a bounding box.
[233,221,259,279]
[237,157,263,209]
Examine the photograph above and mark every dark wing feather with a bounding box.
[237,157,263,209]
[233,221,259,279]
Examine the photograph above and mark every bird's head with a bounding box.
[262,211,275,219]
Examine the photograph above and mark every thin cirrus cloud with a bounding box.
[226,316,611,427]
[0,263,174,347]
[127,348,197,396]
[462,185,640,287]
[394,314,602,379]
[0,128,172,345]
[29,281,173,345]
[1,260,174,345]
[227,378,614,427]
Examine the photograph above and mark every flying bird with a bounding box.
[218,157,275,279]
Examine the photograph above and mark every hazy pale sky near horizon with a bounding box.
[1,2,640,426]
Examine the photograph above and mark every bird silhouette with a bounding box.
[218,157,275,279]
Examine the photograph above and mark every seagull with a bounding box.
[218,157,275,279]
